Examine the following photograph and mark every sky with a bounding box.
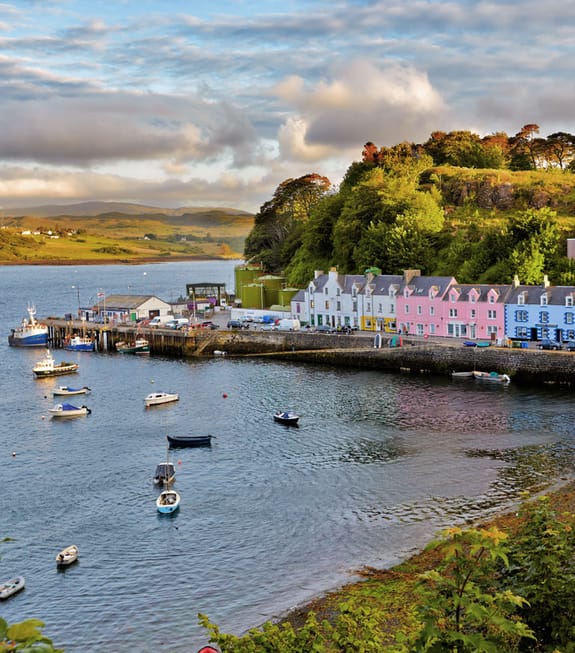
[0,0,574,214]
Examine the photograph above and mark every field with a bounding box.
[0,207,254,264]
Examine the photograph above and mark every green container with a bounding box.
[278,288,299,305]
[241,283,265,309]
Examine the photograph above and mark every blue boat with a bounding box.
[64,335,95,352]
[8,305,48,347]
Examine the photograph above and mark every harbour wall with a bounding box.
[44,320,575,387]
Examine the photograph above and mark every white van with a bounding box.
[276,318,301,331]
[165,317,189,330]
[149,316,169,327]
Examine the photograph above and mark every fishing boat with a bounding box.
[473,370,511,383]
[116,338,150,355]
[167,434,213,448]
[0,576,25,600]
[56,544,79,567]
[48,403,91,418]
[144,392,179,407]
[153,461,176,486]
[273,410,300,426]
[64,335,95,352]
[33,350,79,378]
[53,385,91,396]
[8,305,48,347]
[156,446,180,513]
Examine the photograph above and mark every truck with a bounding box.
[276,318,301,331]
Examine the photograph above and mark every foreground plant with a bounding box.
[0,618,62,652]
[411,526,534,652]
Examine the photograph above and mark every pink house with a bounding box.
[442,284,511,340]
[396,271,456,337]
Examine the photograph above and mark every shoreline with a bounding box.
[277,474,575,634]
[0,255,239,266]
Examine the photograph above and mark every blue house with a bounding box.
[504,275,575,342]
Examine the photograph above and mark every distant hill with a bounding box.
[0,201,252,219]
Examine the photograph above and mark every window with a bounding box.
[565,312,574,325]
[541,295,548,305]
[390,303,395,314]
[540,311,549,323]
[336,288,340,296]
[515,326,529,338]
[487,325,498,335]
[324,301,329,310]
[310,300,315,309]
[515,310,528,322]
[417,305,422,315]
[518,294,525,305]
[450,293,457,303]
[470,309,476,319]
[416,324,424,336]
[336,301,341,311]
[488,294,495,304]
[366,303,371,312]
[352,301,357,311]
[325,287,328,295]
[429,324,435,334]
[488,309,497,319]
[404,304,409,314]
[378,303,382,313]
[429,305,435,316]
[470,294,476,304]
[567,296,574,307]
[449,308,457,317]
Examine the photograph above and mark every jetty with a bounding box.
[41,317,575,388]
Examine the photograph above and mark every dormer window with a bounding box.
[518,294,525,305]
[488,294,495,304]
[567,296,574,307]
[470,294,477,304]
[541,294,548,306]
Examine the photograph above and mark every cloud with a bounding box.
[274,59,446,161]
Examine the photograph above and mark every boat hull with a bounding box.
[167,434,213,448]
[34,365,79,378]
[8,331,48,347]
[145,393,179,407]
[53,386,91,396]
[0,576,25,600]
[56,545,79,566]
[64,340,95,352]
[273,412,300,426]
[156,490,180,513]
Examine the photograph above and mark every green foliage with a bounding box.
[0,617,63,652]
[198,601,389,652]
[411,526,534,653]
[504,495,575,651]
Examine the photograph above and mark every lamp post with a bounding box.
[71,285,81,317]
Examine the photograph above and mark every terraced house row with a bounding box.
[290,267,575,344]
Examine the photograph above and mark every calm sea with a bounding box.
[1,261,575,652]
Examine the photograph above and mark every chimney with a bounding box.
[543,274,550,288]
[403,269,421,285]
[513,274,520,288]
[314,270,324,279]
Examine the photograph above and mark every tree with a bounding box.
[545,131,575,169]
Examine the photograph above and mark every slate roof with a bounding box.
[450,284,512,304]
[506,285,575,305]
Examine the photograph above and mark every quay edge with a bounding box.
[43,319,575,388]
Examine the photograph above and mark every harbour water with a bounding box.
[1,261,575,652]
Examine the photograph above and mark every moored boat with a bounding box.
[56,544,79,567]
[153,461,176,486]
[0,576,25,600]
[116,338,150,355]
[167,434,213,448]
[473,370,511,383]
[64,335,95,352]
[156,486,181,513]
[33,350,79,378]
[8,305,48,347]
[48,403,91,418]
[273,410,300,426]
[53,385,91,396]
[144,392,179,407]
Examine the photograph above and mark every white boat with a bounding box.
[48,403,91,418]
[473,370,511,383]
[33,350,79,378]
[56,544,79,567]
[53,385,91,396]
[451,370,475,378]
[0,575,25,600]
[273,410,300,426]
[8,304,48,347]
[144,392,179,407]
[156,487,180,513]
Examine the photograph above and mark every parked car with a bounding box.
[538,339,563,350]
[565,341,575,351]
[227,320,249,329]
[315,325,336,333]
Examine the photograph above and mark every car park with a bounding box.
[538,339,563,350]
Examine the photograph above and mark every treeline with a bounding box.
[244,124,575,288]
